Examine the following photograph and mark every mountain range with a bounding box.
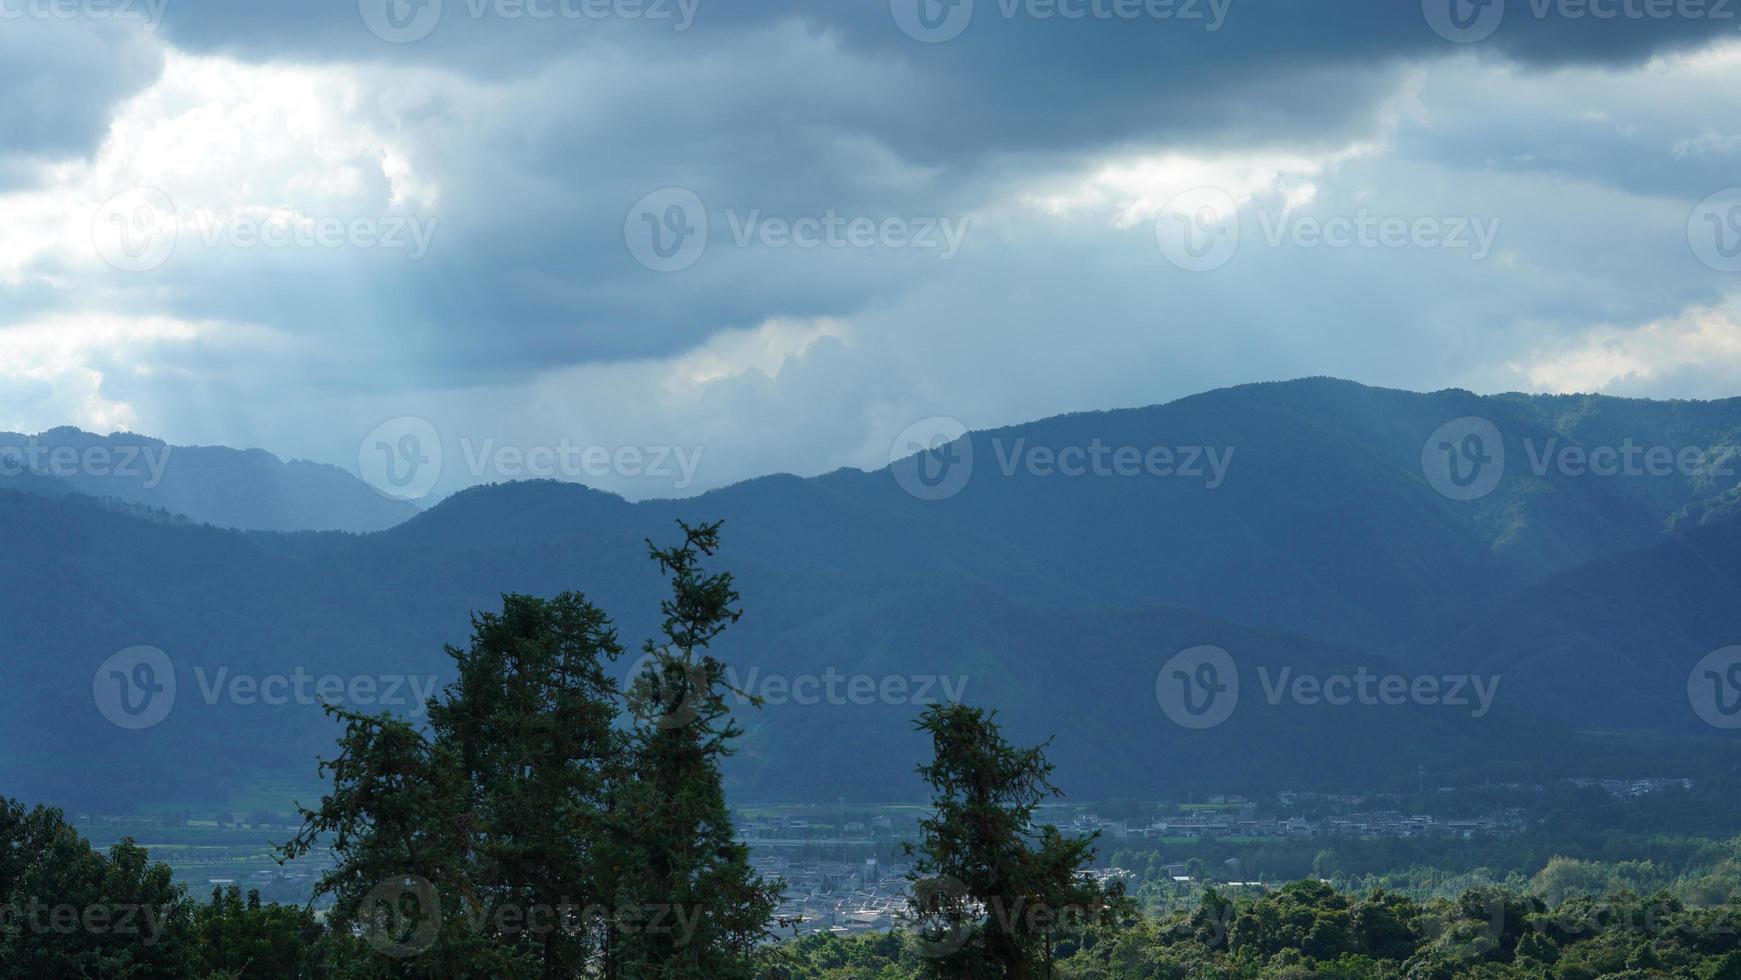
[9,377,1741,812]
[0,427,418,533]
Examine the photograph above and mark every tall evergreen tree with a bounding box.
[613,521,781,979]
[905,705,1120,980]
[426,593,628,977]
[280,707,483,977]
[282,591,628,978]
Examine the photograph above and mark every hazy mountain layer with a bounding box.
[0,427,418,533]
[10,379,1741,811]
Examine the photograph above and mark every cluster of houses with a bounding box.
[754,855,916,937]
[750,855,1141,939]
[1566,777,1694,798]
[736,812,898,845]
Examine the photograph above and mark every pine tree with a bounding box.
[905,704,1120,980]
[613,521,781,979]
[427,593,628,976]
[280,707,484,977]
[283,591,629,977]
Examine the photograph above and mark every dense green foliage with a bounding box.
[762,882,1741,979]
[0,798,349,978]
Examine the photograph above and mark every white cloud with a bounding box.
[1513,303,1741,395]
[0,314,206,432]
[1026,147,1348,230]
[666,317,851,390]
[1020,74,1427,231]
[0,50,444,286]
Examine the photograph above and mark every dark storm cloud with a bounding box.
[56,0,1741,386]
[150,0,1740,71]
[144,1,1740,158]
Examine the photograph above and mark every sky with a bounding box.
[3,0,1741,500]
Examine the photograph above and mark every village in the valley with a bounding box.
[733,791,1542,938]
[70,778,1702,939]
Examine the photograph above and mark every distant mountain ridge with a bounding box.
[7,378,1741,811]
[0,427,419,532]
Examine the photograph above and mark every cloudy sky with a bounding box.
[3,0,1741,499]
